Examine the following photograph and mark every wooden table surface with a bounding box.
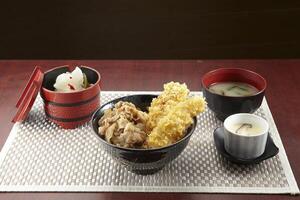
[0,60,299,199]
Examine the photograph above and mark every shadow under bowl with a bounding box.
[91,94,197,175]
[201,68,267,121]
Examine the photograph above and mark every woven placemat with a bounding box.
[0,91,298,194]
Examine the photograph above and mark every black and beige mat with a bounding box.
[0,91,298,194]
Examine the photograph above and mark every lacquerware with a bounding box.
[40,65,101,129]
[91,94,197,175]
[201,68,267,121]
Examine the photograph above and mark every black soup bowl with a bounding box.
[91,94,197,175]
[202,68,267,121]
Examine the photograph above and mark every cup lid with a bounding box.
[12,66,44,122]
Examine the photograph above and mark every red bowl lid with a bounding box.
[12,66,44,122]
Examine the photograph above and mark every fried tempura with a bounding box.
[146,82,190,131]
[145,82,206,148]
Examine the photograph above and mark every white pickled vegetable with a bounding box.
[54,67,85,92]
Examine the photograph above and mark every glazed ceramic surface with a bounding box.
[91,94,197,175]
[213,127,279,164]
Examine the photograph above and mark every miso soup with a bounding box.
[208,82,259,97]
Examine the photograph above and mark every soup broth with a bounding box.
[208,82,259,97]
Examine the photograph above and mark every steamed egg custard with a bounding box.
[228,123,263,136]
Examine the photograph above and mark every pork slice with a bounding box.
[105,123,117,143]
[98,119,110,136]
[98,109,113,126]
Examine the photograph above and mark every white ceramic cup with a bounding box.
[223,113,269,159]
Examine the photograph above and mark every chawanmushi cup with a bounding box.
[224,113,269,159]
[40,65,101,129]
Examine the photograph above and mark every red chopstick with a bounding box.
[16,66,42,108]
[12,81,38,122]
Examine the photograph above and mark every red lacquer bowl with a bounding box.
[40,66,101,129]
[201,68,267,121]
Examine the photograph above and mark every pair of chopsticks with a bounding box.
[12,66,44,123]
